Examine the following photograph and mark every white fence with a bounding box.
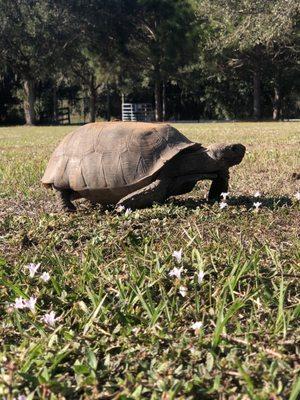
[122,103,154,122]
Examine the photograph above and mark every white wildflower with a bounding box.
[220,192,229,200]
[191,321,203,333]
[17,395,27,400]
[42,311,58,327]
[254,191,261,197]
[169,267,183,280]
[116,205,125,213]
[179,286,188,297]
[13,297,26,309]
[172,249,182,263]
[197,270,205,284]
[253,201,262,211]
[219,201,228,210]
[124,208,132,216]
[26,262,41,278]
[40,272,50,282]
[25,296,37,312]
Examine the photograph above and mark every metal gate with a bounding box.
[122,103,154,122]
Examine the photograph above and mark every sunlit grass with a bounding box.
[0,122,299,399]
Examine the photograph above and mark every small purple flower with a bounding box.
[169,267,183,280]
[25,296,37,312]
[40,272,50,282]
[26,263,41,278]
[13,297,26,309]
[197,271,205,284]
[42,311,58,327]
[16,395,27,400]
[172,249,182,263]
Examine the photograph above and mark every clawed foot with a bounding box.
[116,201,135,211]
[60,203,76,213]
[55,189,77,213]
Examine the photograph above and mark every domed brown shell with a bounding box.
[42,122,201,200]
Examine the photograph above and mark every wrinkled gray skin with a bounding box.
[165,143,245,195]
[53,142,245,212]
[116,143,246,210]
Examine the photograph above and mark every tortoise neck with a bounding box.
[177,148,220,175]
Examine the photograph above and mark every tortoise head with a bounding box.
[207,143,246,167]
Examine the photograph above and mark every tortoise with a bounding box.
[42,122,246,211]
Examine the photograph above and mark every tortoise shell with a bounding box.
[42,122,201,202]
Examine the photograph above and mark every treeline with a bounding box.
[0,0,299,124]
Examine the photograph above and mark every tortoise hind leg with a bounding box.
[55,189,76,212]
[117,179,168,210]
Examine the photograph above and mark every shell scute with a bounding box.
[81,152,106,189]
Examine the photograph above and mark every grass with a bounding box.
[0,122,299,399]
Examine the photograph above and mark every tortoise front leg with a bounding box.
[117,179,168,210]
[208,169,229,202]
[55,189,76,212]
[169,173,218,196]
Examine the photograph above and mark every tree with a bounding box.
[67,52,108,123]
[0,0,77,124]
[197,0,300,119]
[65,0,136,122]
[0,68,22,123]
[126,0,198,121]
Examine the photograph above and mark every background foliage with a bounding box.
[0,0,299,124]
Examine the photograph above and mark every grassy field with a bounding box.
[0,122,299,399]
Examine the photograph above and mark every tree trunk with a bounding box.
[23,79,36,125]
[280,97,285,121]
[272,84,281,121]
[253,68,261,120]
[89,78,97,123]
[88,76,98,122]
[162,81,166,121]
[106,90,111,121]
[121,92,125,121]
[89,92,96,122]
[53,83,58,124]
[154,76,163,122]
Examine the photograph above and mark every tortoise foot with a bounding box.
[59,203,76,213]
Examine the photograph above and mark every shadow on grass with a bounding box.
[80,195,294,214]
[168,197,207,209]
[170,195,294,210]
[229,195,293,210]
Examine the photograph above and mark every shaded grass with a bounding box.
[0,122,299,399]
